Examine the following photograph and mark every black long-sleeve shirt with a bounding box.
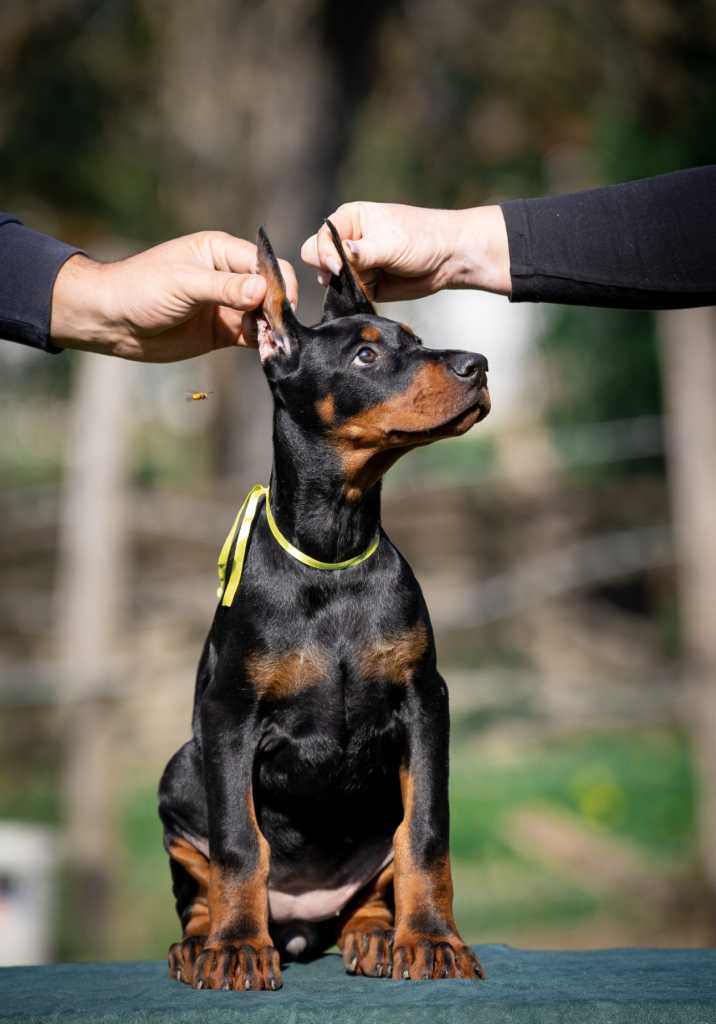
[0,213,81,353]
[502,165,716,310]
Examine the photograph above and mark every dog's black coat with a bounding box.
[158,224,490,991]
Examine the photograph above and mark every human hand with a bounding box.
[301,202,510,301]
[50,231,299,362]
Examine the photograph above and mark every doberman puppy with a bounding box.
[158,223,490,992]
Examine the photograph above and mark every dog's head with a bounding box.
[256,223,490,500]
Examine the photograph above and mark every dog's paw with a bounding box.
[192,940,283,991]
[391,935,484,981]
[342,925,394,978]
[168,935,206,984]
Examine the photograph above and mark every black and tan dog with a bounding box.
[158,223,490,992]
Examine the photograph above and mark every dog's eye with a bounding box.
[354,346,378,366]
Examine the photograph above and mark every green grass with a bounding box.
[452,858,597,940]
[112,781,178,960]
[447,728,695,942]
[449,728,695,862]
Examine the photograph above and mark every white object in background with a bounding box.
[0,822,56,965]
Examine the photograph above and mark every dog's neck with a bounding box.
[268,409,381,563]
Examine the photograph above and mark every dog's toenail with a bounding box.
[270,979,277,990]
[175,969,181,981]
[376,963,383,977]
[196,980,204,990]
[403,969,410,979]
[244,978,251,990]
[350,956,358,972]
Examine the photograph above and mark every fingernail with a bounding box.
[345,241,357,256]
[327,257,341,276]
[290,301,298,313]
[317,272,330,287]
[242,275,263,303]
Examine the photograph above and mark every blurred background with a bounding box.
[1,0,716,965]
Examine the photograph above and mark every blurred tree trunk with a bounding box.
[55,354,134,958]
[145,0,394,487]
[659,306,716,927]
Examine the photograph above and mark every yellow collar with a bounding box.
[217,484,380,607]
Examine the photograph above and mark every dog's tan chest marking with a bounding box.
[360,625,428,685]
[246,647,329,699]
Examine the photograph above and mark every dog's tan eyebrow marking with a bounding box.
[360,325,382,343]
[360,624,428,685]
[247,647,329,699]
[316,394,336,425]
[399,323,415,336]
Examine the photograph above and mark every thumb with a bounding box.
[184,269,266,310]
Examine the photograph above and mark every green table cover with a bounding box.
[1,946,715,1024]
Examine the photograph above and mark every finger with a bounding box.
[301,233,321,270]
[184,268,266,311]
[207,306,258,351]
[201,232,258,275]
[301,202,363,273]
[239,310,260,348]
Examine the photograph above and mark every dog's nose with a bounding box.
[446,351,488,381]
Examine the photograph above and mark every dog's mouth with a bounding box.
[387,386,491,447]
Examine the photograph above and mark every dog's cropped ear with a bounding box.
[321,219,376,322]
[255,227,302,367]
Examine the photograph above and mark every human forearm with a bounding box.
[0,214,82,353]
[502,166,716,309]
[447,204,511,295]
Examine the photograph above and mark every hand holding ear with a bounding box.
[51,231,299,362]
[301,202,511,301]
[255,222,375,370]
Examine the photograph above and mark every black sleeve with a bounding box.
[501,166,716,310]
[0,213,84,354]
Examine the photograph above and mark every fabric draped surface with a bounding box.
[2,945,716,1024]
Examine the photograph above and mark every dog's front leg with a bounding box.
[192,681,281,992]
[392,672,483,981]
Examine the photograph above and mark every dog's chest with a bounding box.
[255,660,404,798]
